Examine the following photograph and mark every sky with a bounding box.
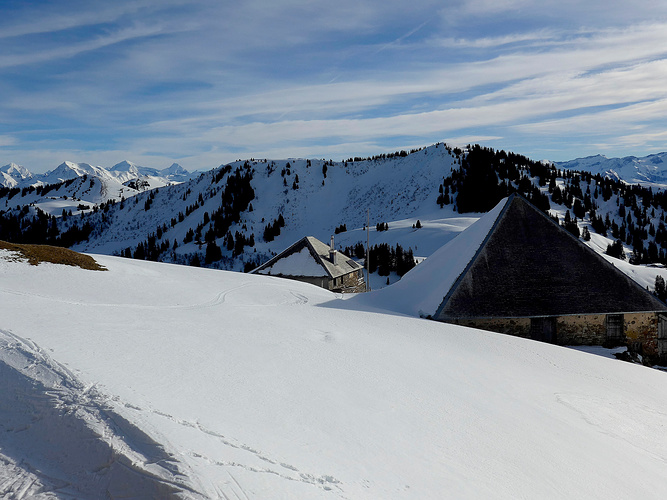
[2,0,667,173]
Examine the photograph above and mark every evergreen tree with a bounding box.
[205,241,222,264]
[655,275,667,301]
[605,239,625,260]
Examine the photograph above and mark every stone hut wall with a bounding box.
[450,317,531,339]
[446,312,665,363]
[556,315,607,346]
[624,312,660,358]
[331,270,365,293]
[271,271,365,293]
[273,275,328,289]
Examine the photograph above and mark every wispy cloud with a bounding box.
[0,135,17,147]
[0,24,171,69]
[2,1,667,171]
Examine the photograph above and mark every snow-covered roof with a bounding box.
[367,194,667,319]
[361,197,508,317]
[252,236,362,279]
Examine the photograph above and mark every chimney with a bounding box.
[329,235,337,265]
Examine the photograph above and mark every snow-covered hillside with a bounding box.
[0,173,142,215]
[1,253,667,499]
[64,144,464,266]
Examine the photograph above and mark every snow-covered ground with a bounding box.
[2,253,667,499]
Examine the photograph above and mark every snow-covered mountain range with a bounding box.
[66,145,466,270]
[555,152,667,186]
[5,146,667,497]
[0,159,192,191]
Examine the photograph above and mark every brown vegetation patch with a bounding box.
[0,240,107,271]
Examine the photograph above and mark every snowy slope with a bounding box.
[2,254,667,499]
[5,142,667,298]
[62,144,462,262]
[0,174,141,215]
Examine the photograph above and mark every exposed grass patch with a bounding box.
[0,240,107,271]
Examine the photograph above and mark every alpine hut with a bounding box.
[252,236,365,293]
[371,194,667,363]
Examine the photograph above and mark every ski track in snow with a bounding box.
[555,393,667,464]
[0,322,342,499]
[0,328,204,499]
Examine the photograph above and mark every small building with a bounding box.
[375,194,667,363]
[252,236,365,293]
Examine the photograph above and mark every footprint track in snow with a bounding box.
[124,402,345,496]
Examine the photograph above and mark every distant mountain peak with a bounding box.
[1,162,32,179]
[110,160,139,170]
[164,162,187,174]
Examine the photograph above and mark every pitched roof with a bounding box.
[252,236,363,279]
[435,194,667,319]
[363,194,667,319]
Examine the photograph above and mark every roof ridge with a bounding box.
[304,236,335,279]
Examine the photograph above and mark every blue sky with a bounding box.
[2,0,667,173]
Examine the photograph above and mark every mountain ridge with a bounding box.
[4,143,667,294]
[0,160,193,190]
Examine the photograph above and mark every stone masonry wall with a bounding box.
[624,312,660,359]
[556,315,607,346]
[446,312,664,362]
[450,318,531,339]
[332,270,366,293]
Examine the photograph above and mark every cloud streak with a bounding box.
[2,1,667,171]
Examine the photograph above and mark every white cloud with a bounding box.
[0,24,175,69]
[0,135,17,147]
[3,2,667,169]
[0,0,192,39]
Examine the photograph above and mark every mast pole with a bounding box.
[366,208,370,292]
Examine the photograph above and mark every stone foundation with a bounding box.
[446,312,667,364]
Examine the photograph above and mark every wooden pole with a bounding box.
[366,208,370,292]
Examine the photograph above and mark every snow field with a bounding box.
[1,255,667,498]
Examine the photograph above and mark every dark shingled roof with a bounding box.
[252,236,363,279]
[435,194,667,320]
